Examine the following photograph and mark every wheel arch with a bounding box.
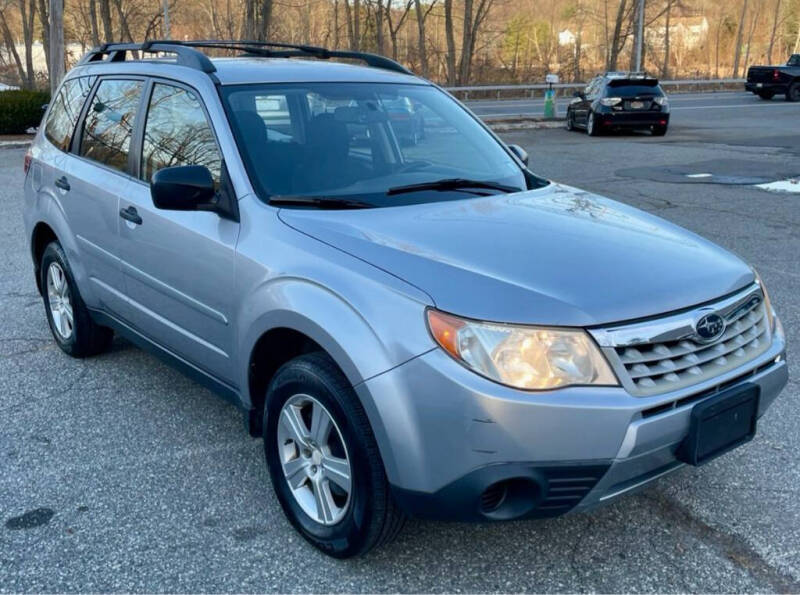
[31,221,59,293]
[239,277,429,436]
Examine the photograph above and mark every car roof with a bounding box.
[69,56,427,86]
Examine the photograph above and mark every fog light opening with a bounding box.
[479,478,541,520]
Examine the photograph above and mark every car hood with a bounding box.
[278,183,754,326]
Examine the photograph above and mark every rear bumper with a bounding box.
[359,319,787,522]
[595,111,669,129]
[745,82,787,93]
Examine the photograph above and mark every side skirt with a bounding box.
[89,308,245,411]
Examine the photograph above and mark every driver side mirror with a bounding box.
[508,144,529,167]
[573,91,585,99]
[150,165,217,212]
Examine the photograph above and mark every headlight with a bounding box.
[600,97,622,106]
[654,96,669,106]
[426,309,618,390]
[753,269,776,331]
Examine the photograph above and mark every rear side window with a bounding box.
[80,79,143,173]
[44,76,95,151]
[140,83,222,185]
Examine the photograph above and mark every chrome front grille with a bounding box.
[591,285,772,396]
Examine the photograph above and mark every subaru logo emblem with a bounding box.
[695,313,726,343]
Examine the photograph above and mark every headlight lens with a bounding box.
[427,310,618,390]
[654,96,669,107]
[754,269,776,331]
[600,97,622,106]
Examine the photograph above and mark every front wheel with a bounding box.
[786,82,800,102]
[757,90,775,100]
[566,110,575,131]
[652,125,668,136]
[263,352,405,558]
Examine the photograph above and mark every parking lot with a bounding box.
[1,91,798,592]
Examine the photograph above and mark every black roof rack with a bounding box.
[77,39,412,76]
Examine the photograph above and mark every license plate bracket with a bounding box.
[677,384,760,466]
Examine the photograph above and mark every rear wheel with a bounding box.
[40,242,113,357]
[757,90,775,100]
[263,352,405,558]
[586,111,599,136]
[786,82,800,102]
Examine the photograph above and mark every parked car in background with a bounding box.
[566,72,670,136]
[383,96,425,145]
[746,54,800,101]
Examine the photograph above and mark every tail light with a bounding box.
[773,69,781,81]
[23,149,32,175]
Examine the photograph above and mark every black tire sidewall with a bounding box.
[787,83,800,102]
[263,357,380,558]
[40,243,80,354]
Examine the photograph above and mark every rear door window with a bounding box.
[44,76,96,151]
[80,79,144,173]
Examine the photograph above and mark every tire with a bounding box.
[786,82,800,102]
[263,352,405,558]
[757,90,775,100]
[586,111,599,136]
[566,110,575,131]
[652,125,668,136]
[40,241,113,357]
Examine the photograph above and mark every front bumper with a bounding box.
[357,320,787,521]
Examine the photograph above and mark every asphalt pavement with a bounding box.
[1,91,799,593]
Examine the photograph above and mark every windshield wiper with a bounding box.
[386,178,521,196]
[268,195,375,209]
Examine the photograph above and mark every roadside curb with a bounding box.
[486,117,566,131]
[0,140,32,149]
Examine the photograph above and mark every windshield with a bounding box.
[222,82,536,207]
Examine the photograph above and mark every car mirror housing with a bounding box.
[150,165,217,212]
[508,144,529,167]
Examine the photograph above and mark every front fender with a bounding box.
[236,276,434,407]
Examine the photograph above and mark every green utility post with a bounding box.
[544,74,559,118]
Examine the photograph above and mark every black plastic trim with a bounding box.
[391,461,611,522]
[89,308,242,408]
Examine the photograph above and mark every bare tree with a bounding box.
[385,0,413,60]
[766,0,780,63]
[49,0,63,93]
[98,0,112,41]
[731,0,748,76]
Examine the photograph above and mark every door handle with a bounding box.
[54,176,70,191]
[119,206,142,225]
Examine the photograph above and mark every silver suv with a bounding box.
[23,41,788,558]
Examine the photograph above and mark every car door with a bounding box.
[61,77,144,314]
[117,80,239,384]
[573,78,598,126]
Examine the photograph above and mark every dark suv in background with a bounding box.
[567,72,670,136]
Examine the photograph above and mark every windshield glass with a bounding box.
[222,82,535,207]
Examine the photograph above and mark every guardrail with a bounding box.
[446,78,746,101]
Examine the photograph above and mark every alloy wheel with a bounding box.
[47,262,74,340]
[277,394,352,525]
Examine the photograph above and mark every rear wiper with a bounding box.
[268,195,375,209]
[386,178,522,196]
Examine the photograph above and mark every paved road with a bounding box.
[465,90,798,119]
[1,97,799,592]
